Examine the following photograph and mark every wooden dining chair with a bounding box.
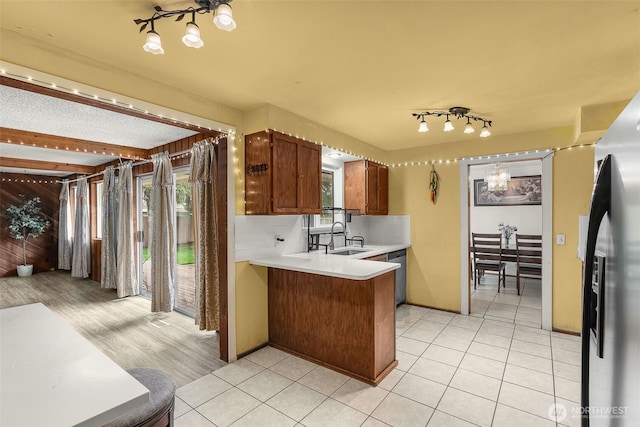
[471,233,506,291]
[515,234,542,295]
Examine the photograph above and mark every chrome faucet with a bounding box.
[329,221,346,251]
[347,235,365,248]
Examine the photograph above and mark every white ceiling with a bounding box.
[0,1,638,175]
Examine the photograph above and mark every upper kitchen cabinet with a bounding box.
[245,130,322,215]
[344,160,389,215]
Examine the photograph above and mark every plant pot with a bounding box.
[17,264,33,277]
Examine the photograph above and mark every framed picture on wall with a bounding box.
[473,175,542,207]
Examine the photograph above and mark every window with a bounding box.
[306,170,335,228]
[320,170,334,225]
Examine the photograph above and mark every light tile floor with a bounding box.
[175,282,582,427]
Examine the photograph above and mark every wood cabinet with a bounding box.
[344,160,389,215]
[245,130,321,215]
[268,268,397,385]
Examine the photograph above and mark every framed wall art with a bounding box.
[473,175,542,206]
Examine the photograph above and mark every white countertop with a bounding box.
[250,244,409,280]
[0,303,149,427]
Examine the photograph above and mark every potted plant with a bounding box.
[3,195,50,277]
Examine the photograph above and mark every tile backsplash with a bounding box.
[235,215,410,262]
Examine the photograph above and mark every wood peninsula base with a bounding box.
[268,268,397,385]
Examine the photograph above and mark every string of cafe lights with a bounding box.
[1,135,230,185]
[0,68,234,184]
[386,142,596,168]
[3,135,594,186]
[0,69,231,138]
[232,129,596,171]
[1,70,595,178]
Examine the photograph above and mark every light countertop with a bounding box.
[250,244,409,280]
[0,303,149,427]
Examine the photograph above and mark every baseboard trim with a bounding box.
[552,327,581,336]
[236,342,269,359]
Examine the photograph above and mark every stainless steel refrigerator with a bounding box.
[581,92,640,426]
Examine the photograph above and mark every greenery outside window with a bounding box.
[320,170,334,225]
[307,170,335,228]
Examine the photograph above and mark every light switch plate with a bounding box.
[557,234,566,245]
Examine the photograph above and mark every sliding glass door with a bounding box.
[137,170,196,316]
[173,170,196,316]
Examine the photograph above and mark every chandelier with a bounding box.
[412,106,492,137]
[484,163,511,191]
[134,0,236,55]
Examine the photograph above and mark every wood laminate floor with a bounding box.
[0,271,226,387]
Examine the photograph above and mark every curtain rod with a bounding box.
[55,139,221,185]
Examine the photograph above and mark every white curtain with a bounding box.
[71,177,91,278]
[189,140,220,331]
[151,152,175,312]
[101,167,117,289]
[116,162,139,297]
[58,181,72,270]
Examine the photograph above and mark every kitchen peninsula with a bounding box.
[251,245,405,385]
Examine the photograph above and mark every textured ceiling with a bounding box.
[0,0,639,172]
[0,85,198,147]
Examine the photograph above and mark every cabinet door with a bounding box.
[377,164,389,214]
[344,160,366,213]
[244,132,272,215]
[297,141,322,214]
[272,134,300,214]
[366,162,379,213]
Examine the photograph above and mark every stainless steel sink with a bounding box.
[330,249,370,256]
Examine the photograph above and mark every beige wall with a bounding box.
[235,262,269,355]
[234,124,595,355]
[385,127,594,333]
[2,46,597,354]
[551,146,594,332]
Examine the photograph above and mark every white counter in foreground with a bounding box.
[250,244,408,280]
[0,303,149,427]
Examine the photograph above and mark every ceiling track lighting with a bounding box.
[412,106,492,137]
[134,0,236,55]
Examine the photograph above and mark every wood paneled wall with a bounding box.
[0,173,61,277]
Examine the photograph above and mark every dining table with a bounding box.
[0,303,149,427]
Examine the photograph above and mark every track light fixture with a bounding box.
[412,106,492,137]
[134,0,235,54]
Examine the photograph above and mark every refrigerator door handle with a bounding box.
[580,154,612,426]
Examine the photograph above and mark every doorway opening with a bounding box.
[468,160,542,326]
[460,151,553,330]
[137,168,197,317]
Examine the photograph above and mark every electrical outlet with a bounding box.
[557,234,566,245]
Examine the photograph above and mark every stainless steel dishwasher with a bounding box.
[388,249,407,306]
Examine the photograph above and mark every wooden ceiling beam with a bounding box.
[0,157,97,174]
[1,76,222,137]
[0,127,149,160]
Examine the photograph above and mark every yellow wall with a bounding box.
[233,105,390,353]
[234,125,595,352]
[388,162,462,311]
[386,127,594,333]
[552,146,595,332]
[0,32,244,129]
[2,42,597,350]
[235,262,269,355]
